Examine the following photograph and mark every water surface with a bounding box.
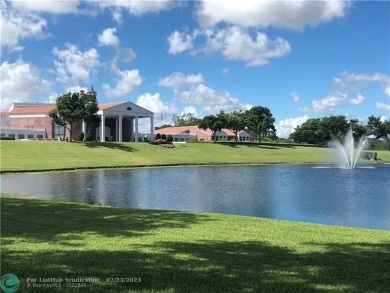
[1,165,389,230]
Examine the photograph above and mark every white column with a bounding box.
[135,116,139,142]
[101,114,105,142]
[115,117,119,142]
[82,120,86,141]
[119,115,123,142]
[150,116,154,141]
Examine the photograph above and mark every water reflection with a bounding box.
[1,165,389,230]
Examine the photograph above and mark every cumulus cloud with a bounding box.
[167,26,291,66]
[376,103,390,113]
[178,84,251,114]
[0,0,48,51]
[98,27,120,47]
[158,72,204,90]
[97,27,137,71]
[158,72,250,115]
[301,92,365,114]
[10,0,80,14]
[181,106,200,117]
[334,72,390,98]
[276,115,310,138]
[196,0,351,30]
[102,69,143,98]
[136,92,176,123]
[94,1,179,23]
[0,58,51,110]
[52,43,100,85]
[167,30,196,54]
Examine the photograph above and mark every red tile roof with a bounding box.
[98,102,126,110]
[7,102,127,115]
[156,126,239,136]
[9,105,55,115]
[156,126,199,135]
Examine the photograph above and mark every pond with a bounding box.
[1,165,389,230]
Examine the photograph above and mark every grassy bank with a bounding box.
[1,140,389,172]
[1,198,389,292]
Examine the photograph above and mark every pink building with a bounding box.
[1,101,154,142]
[156,126,251,142]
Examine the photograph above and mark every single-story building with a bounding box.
[0,94,154,142]
[156,126,251,142]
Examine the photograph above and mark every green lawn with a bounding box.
[1,140,388,172]
[1,198,389,293]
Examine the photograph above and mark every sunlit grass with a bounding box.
[1,140,388,172]
[1,198,389,292]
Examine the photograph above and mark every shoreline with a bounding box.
[0,161,342,175]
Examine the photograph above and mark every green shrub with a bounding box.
[0,137,15,140]
[167,134,173,142]
[161,134,167,140]
[85,129,92,141]
[78,132,85,141]
[155,133,161,140]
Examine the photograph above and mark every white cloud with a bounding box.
[94,1,179,23]
[276,115,310,138]
[168,26,291,66]
[178,84,251,114]
[376,103,390,113]
[52,43,100,85]
[167,30,195,55]
[291,91,301,103]
[0,0,48,51]
[136,92,176,116]
[196,0,350,30]
[181,106,199,117]
[0,58,51,110]
[136,93,176,132]
[10,0,80,14]
[102,69,143,98]
[98,27,120,47]
[158,72,204,90]
[334,72,390,98]
[301,92,365,114]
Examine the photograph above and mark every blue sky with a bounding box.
[1,0,389,137]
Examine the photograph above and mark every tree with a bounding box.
[289,118,322,144]
[198,114,224,141]
[366,116,388,139]
[49,91,100,141]
[225,111,247,142]
[349,119,366,139]
[320,115,349,141]
[155,124,173,130]
[245,106,276,142]
[172,113,200,126]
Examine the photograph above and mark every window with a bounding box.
[54,123,65,138]
[18,134,25,139]
[127,107,132,110]
[28,134,34,139]
[37,135,43,139]
[8,134,15,138]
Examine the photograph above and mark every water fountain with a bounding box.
[332,129,367,169]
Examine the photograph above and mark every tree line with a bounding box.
[156,107,276,142]
[289,115,390,146]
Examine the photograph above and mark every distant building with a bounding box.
[0,88,154,142]
[156,126,251,142]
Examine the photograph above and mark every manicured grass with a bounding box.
[1,140,388,172]
[1,198,389,292]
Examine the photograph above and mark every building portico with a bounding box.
[83,101,154,142]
